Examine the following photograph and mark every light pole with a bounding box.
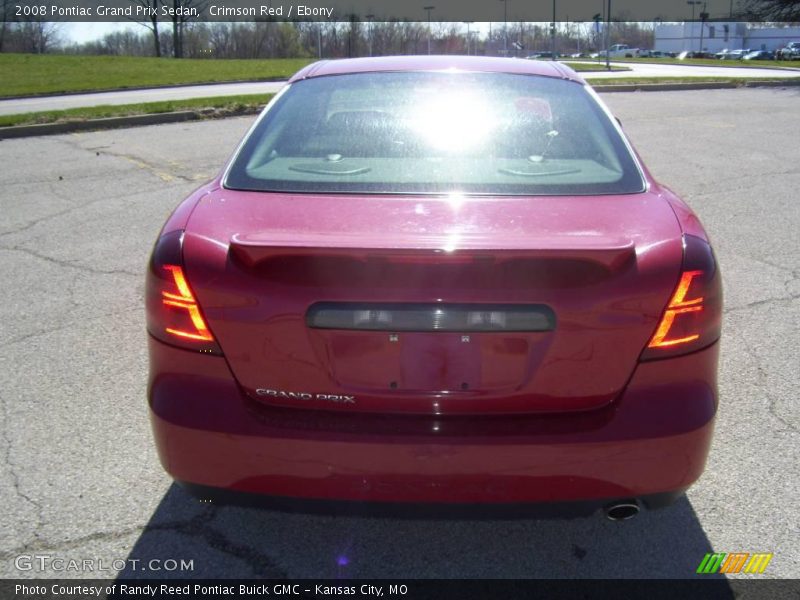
[498,0,507,56]
[365,13,374,56]
[423,6,435,55]
[698,3,708,54]
[605,0,611,71]
[687,0,701,52]
[652,17,662,53]
[463,21,473,55]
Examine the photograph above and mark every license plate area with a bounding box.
[319,330,533,393]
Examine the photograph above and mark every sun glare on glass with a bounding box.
[408,92,495,153]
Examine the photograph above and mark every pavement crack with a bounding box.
[140,507,289,578]
[0,195,79,239]
[52,136,202,184]
[0,245,140,278]
[738,332,798,434]
[0,392,45,544]
[102,150,196,184]
[0,508,287,578]
[690,167,799,197]
[0,182,123,238]
[3,306,141,347]
[0,526,147,561]
[0,184,166,239]
[723,292,800,315]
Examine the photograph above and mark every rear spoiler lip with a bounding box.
[229,233,636,270]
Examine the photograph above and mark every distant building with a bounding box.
[654,23,800,53]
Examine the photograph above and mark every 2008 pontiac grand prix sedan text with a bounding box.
[145,56,722,520]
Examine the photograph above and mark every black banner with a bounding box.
[3,579,800,600]
[2,0,781,23]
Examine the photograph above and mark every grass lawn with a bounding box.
[0,94,274,128]
[595,57,800,69]
[3,75,798,130]
[561,62,630,72]
[0,54,313,98]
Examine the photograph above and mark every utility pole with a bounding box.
[424,6,435,55]
[652,17,662,52]
[551,0,557,59]
[698,3,708,54]
[498,0,507,56]
[366,13,374,56]
[605,0,611,70]
[687,0,701,52]
[317,23,322,58]
[463,21,473,55]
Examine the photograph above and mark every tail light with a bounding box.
[146,230,222,355]
[640,234,722,361]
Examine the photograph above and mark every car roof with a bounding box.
[288,55,585,84]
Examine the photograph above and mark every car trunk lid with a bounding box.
[182,189,682,415]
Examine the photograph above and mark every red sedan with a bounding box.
[146,56,722,520]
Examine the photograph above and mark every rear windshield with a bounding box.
[225,71,645,196]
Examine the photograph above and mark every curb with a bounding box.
[0,78,290,101]
[592,79,800,92]
[0,108,261,140]
[2,80,799,140]
[743,79,800,87]
[593,81,738,92]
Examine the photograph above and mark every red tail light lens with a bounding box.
[641,235,722,361]
[161,265,215,342]
[146,230,222,355]
[648,269,704,348]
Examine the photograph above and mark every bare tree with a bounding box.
[742,0,800,21]
[14,19,62,53]
[0,0,14,52]
[127,0,161,56]
[207,21,234,57]
[160,0,208,58]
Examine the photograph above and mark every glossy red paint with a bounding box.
[288,55,585,84]
[149,335,717,504]
[146,57,721,512]
[181,190,683,415]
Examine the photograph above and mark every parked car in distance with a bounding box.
[720,49,750,60]
[606,43,640,58]
[743,50,774,60]
[638,50,670,58]
[526,52,557,60]
[678,50,718,59]
[146,56,722,520]
[776,42,800,60]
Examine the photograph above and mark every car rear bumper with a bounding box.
[149,336,718,509]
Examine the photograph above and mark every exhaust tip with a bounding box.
[604,501,640,521]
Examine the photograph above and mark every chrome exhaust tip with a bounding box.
[604,501,640,521]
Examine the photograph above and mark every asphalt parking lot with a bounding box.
[0,87,798,580]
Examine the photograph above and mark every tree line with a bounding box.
[0,18,659,59]
[3,0,796,58]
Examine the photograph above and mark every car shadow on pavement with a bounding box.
[119,483,732,584]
